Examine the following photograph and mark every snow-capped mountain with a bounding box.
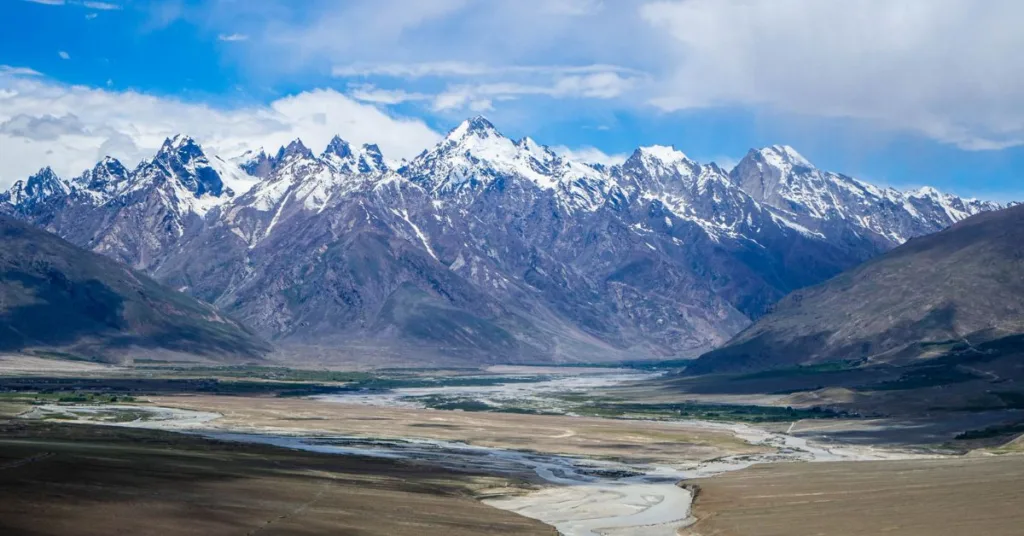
[72,156,130,203]
[1,117,1007,363]
[730,145,1000,245]
[402,117,611,212]
[3,134,259,269]
[0,167,71,210]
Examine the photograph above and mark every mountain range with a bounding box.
[0,117,1004,363]
[694,203,1024,374]
[0,214,269,361]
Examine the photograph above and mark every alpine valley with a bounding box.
[0,117,1004,364]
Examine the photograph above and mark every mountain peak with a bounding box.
[27,167,68,194]
[516,135,544,151]
[75,156,129,196]
[95,156,127,173]
[321,138,388,174]
[89,156,127,179]
[276,139,314,161]
[447,115,500,141]
[466,115,496,131]
[909,186,942,198]
[30,166,59,180]
[236,149,274,178]
[147,134,226,199]
[325,135,353,159]
[755,144,813,169]
[161,134,198,152]
[155,134,206,166]
[358,144,387,173]
[4,167,70,207]
[636,145,690,164]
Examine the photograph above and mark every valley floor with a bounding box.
[3,358,1024,535]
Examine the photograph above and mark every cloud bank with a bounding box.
[216,0,1024,150]
[641,0,1024,150]
[0,72,441,187]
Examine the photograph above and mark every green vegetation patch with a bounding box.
[570,400,848,422]
[867,365,979,391]
[132,365,376,383]
[734,360,864,381]
[409,391,845,422]
[408,395,564,415]
[955,422,1024,441]
[0,391,135,405]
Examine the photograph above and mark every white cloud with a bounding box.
[552,72,635,99]
[260,1,473,68]
[0,66,43,77]
[203,1,656,96]
[0,114,87,140]
[333,62,489,78]
[431,72,639,112]
[468,99,494,113]
[0,75,441,188]
[57,51,70,60]
[552,145,628,167]
[217,33,249,42]
[336,61,642,113]
[22,0,121,8]
[167,0,1024,150]
[543,0,605,16]
[82,1,120,9]
[640,0,1024,150]
[20,0,1024,154]
[347,84,431,105]
[332,62,638,79]
[431,91,476,112]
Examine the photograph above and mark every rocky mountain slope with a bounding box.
[0,215,270,361]
[693,204,1024,373]
[0,117,1003,363]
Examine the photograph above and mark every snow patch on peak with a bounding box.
[4,167,71,207]
[639,145,689,164]
[325,136,353,158]
[758,145,813,169]
[233,148,274,179]
[447,116,499,141]
[909,186,942,198]
[323,141,389,175]
[208,155,259,198]
[517,136,543,151]
[232,148,265,164]
[71,157,129,203]
[161,134,199,152]
[405,117,618,212]
[276,139,314,161]
[517,136,554,162]
[359,144,387,173]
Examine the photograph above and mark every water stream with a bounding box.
[22,371,929,536]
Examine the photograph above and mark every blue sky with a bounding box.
[1,0,1022,201]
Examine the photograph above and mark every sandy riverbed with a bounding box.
[23,398,929,536]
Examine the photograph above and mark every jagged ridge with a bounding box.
[0,117,1006,363]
